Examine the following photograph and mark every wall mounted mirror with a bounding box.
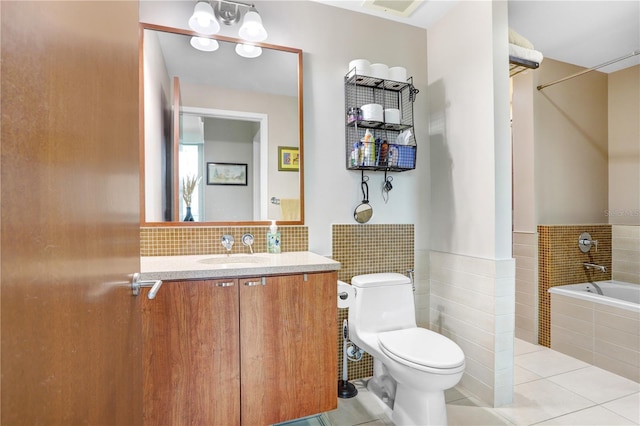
[140,23,303,226]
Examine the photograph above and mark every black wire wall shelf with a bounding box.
[344,69,418,172]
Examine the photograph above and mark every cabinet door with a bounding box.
[142,279,240,426]
[298,272,339,413]
[240,272,337,425]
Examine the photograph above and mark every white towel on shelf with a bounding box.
[509,43,544,64]
[509,27,535,49]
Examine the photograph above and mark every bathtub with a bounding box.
[548,280,639,382]
[548,280,640,313]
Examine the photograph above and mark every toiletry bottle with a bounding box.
[363,129,373,166]
[267,220,281,253]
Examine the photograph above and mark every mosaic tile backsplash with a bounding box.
[538,224,611,347]
[140,226,309,256]
[332,224,415,382]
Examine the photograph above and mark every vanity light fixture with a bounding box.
[190,36,220,52]
[238,6,267,42]
[235,43,262,58]
[188,0,267,42]
[188,1,220,35]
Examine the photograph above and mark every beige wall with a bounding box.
[512,73,536,233]
[534,59,609,224]
[608,65,640,225]
[512,63,639,228]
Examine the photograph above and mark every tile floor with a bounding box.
[320,338,640,426]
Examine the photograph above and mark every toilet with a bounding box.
[348,273,465,426]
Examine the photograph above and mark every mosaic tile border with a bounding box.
[140,226,308,256]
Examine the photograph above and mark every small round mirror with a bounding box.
[354,203,373,223]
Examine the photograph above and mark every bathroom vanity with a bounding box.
[139,252,340,426]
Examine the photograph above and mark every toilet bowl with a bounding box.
[347,273,465,426]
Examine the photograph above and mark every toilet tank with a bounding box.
[349,273,416,334]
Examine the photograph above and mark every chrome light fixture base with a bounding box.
[214,1,241,26]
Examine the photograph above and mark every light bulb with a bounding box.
[235,43,262,58]
[196,15,210,27]
[188,2,220,35]
[239,9,267,42]
[190,36,219,52]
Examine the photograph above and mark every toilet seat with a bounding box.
[378,328,465,372]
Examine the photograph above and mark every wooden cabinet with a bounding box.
[240,273,338,425]
[142,278,240,425]
[142,272,337,426]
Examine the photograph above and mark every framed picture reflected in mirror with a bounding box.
[207,162,248,186]
[278,146,299,172]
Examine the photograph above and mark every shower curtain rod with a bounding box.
[537,49,640,91]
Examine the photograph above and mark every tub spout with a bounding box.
[583,262,607,273]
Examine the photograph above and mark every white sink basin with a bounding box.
[197,255,270,266]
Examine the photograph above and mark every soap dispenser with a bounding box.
[267,220,281,253]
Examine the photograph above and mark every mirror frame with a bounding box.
[139,23,304,227]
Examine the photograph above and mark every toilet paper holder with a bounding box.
[338,281,356,309]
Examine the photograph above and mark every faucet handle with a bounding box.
[578,232,598,253]
[221,234,235,252]
[242,233,254,254]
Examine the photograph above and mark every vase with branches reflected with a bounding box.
[182,175,201,221]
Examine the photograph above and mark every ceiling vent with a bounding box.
[362,0,423,17]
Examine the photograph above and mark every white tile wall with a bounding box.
[414,248,430,328]
[612,225,640,284]
[429,250,516,407]
[513,232,538,344]
[550,293,640,382]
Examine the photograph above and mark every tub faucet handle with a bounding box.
[578,232,598,253]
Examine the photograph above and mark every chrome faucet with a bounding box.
[221,235,235,253]
[583,262,607,273]
[588,282,604,295]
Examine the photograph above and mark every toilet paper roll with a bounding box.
[388,66,407,82]
[337,281,355,308]
[369,63,389,79]
[384,108,400,124]
[349,59,370,76]
[361,103,383,122]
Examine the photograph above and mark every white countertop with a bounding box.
[140,251,340,281]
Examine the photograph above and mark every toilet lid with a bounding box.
[378,328,465,369]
